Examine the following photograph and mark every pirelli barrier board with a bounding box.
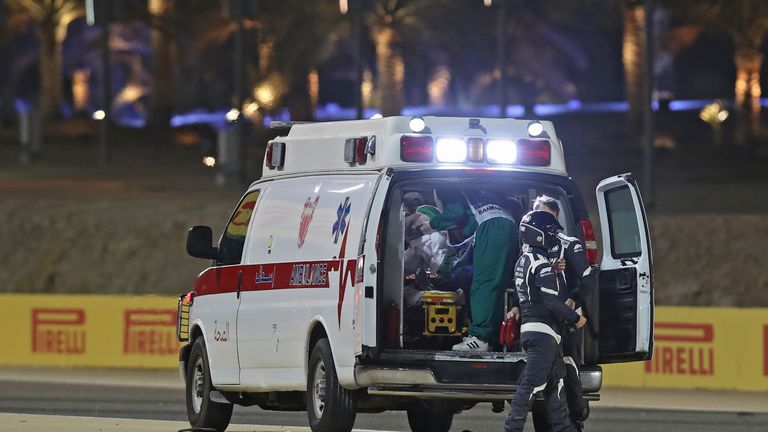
[1,295,767,391]
[1,294,180,368]
[601,306,768,392]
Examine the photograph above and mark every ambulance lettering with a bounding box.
[123,309,179,355]
[254,265,274,285]
[644,322,715,376]
[213,320,230,342]
[289,262,328,287]
[31,308,86,354]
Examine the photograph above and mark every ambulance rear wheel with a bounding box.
[185,337,233,432]
[406,403,454,432]
[306,338,357,432]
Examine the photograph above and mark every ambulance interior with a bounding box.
[380,178,574,353]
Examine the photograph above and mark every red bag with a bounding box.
[499,318,519,348]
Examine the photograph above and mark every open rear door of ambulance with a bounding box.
[354,170,391,357]
[595,173,654,363]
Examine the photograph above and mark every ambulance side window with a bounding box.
[219,190,261,266]
[605,185,641,258]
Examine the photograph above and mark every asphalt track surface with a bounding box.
[1,379,767,432]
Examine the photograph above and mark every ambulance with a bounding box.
[176,116,653,432]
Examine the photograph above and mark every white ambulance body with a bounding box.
[178,116,654,432]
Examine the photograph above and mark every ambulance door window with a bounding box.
[605,186,641,258]
[219,190,261,266]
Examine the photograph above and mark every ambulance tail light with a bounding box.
[516,139,550,166]
[266,142,286,169]
[400,135,434,162]
[580,219,599,265]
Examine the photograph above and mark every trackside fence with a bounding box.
[1,295,767,391]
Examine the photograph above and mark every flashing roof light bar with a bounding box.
[486,139,517,164]
[435,138,467,163]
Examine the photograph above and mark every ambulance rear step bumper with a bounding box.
[367,386,601,402]
[355,352,602,394]
[379,349,528,363]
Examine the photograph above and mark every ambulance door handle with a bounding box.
[236,270,243,299]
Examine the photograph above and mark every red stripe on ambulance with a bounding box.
[193,260,356,296]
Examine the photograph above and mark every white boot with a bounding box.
[452,335,489,351]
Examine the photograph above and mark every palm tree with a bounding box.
[365,0,452,116]
[365,0,602,116]
[5,0,84,119]
[172,0,341,121]
[622,0,646,134]
[663,0,768,142]
[709,0,768,141]
[147,0,175,126]
[366,1,407,116]
[259,0,341,120]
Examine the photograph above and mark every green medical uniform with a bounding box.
[419,195,518,342]
[469,216,516,341]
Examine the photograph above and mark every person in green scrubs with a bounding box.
[421,189,518,351]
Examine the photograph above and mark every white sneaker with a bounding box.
[452,335,489,351]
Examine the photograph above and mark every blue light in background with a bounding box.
[14,99,32,114]
[579,101,629,112]
[162,97,738,130]
[668,99,714,111]
[567,99,582,110]
[534,103,570,116]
